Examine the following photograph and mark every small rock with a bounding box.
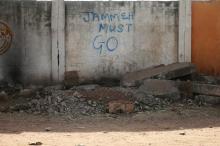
[88,100,92,105]
[29,142,43,145]
[179,132,186,135]
[92,102,97,107]
[45,127,52,132]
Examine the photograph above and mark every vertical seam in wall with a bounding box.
[184,1,186,62]
[57,2,60,81]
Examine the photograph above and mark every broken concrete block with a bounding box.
[193,83,220,97]
[195,95,220,105]
[138,79,181,101]
[108,100,134,113]
[121,63,196,87]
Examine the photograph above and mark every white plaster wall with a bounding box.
[65,1,179,82]
[0,1,179,84]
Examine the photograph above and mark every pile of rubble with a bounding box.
[0,63,220,116]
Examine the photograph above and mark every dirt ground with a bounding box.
[0,105,219,146]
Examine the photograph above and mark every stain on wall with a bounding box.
[0,1,52,84]
[65,1,179,82]
[192,1,220,76]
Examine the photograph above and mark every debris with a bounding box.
[22,89,106,117]
[121,63,196,87]
[134,94,170,111]
[29,142,43,145]
[2,60,219,117]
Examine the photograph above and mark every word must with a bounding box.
[98,23,132,33]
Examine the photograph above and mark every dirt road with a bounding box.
[0,105,219,146]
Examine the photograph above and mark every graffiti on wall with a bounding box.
[0,21,12,55]
[81,11,134,54]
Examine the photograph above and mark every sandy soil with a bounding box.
[0,105,219,146]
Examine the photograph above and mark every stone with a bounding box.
[108,100,134,113]
[138,79,181,101]
[121,63,196,87]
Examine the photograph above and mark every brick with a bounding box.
[108,100,134,113]
[121,63,196,87]
[64,71,79,87]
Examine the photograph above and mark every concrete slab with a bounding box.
[121,63,196,87]
[193,83,220,97]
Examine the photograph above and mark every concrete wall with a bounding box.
[0,1,52,84]
[0,1,179,84]
[65,1,179,82]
